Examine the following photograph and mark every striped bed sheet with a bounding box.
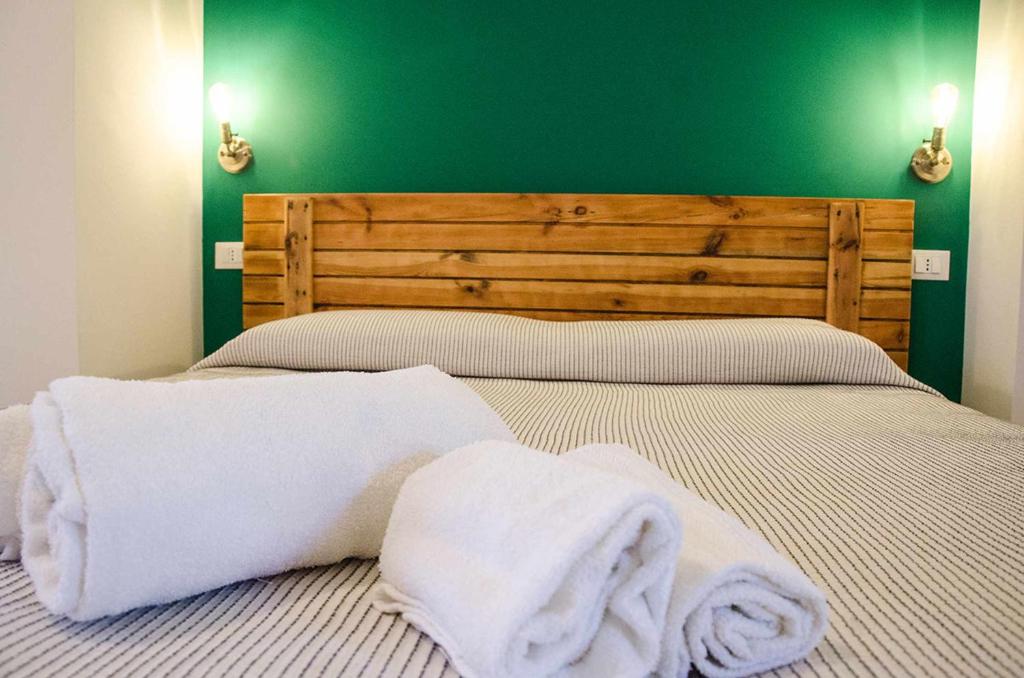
[2,312,1022,677]
[1,371,1021,677]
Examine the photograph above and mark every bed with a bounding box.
[0,193,1021,678]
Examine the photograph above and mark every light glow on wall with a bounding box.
[151,0,202,148]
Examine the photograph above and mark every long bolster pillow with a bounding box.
[20,365,515,621]
[374,440,682,678]
[0,405,31,560]
[565,445,828,678]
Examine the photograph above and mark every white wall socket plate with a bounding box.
[215,242,244,270]
[911,249,950,281]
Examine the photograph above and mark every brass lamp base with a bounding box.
[218,136,253,174]
[910,130,952,184]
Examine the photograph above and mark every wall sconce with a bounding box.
[910,83,959,184]
[209,83,252,174]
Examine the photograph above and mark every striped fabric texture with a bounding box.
[192,311,933,391]
[2,313,1022,677]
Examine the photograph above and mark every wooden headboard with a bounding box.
[241,193,913,368]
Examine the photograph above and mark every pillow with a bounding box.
[193,310,936,392]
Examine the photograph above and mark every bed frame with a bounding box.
[241,193,914,368]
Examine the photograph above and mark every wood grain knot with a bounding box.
[708,195,732,207]
[702,230,726,255]
[462,280,490,296]
[689,270,709,282]
[730,208,747,220]
[361,199,373,230]
[612,298,625,307]
[574,205,588,216]
[440,251,478,262]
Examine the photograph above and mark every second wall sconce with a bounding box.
[209,83,253,174]
[910,83,959,184]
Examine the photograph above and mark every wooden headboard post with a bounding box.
[825,201,864,333]
[283,197,314,317]
[243,193,912,368]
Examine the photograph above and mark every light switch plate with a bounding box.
[911,249,950,281]
[215,242,244,270]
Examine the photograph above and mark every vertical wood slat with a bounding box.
[826,201,864,332]
[284,197,314,317]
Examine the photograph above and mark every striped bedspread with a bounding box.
[2,374,1021,677]
[2,312,1022,676]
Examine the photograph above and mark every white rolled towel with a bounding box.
[565,445,828,678]
[20,365,515,621]
[374,440,681,678]
[1,405,32,560]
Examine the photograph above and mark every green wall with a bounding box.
[204,0,979,399]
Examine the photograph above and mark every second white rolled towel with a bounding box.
[20,365,515,621]
[565,444,828,678]
[375,440,682,678]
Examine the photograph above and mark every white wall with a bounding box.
[962,0,1024,423]
[1,0,203,407]
[0,1,80,407]
[75,0,204,379]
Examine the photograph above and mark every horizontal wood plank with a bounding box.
[312,278,826,317]
[249,221,828,257]
[861,230,913,262]
[244,221,910,261]
[244,222,285,250]
[242,276,285,303]
[247,250,825,285]
[312,251,828,285]
[243,303,285,328]
[862,201,915,231]
[859,320,910,350]
[246,193,833,227]
[319,223,828,257]
[247,249,909,290]
[243,250,285,275]
[860,289,911,320]
[862,261,913,289]
[245,193,912,228]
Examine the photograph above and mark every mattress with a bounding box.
[2,313,1022,677]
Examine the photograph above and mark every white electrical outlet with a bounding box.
[911,249,950,281]
[215,242,244,270]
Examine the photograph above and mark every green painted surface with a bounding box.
[205,0,979,399]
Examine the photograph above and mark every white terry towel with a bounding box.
[374,440,682,678]
[0,405,32,560]
[565,445,828,678]
[20,365,515,621]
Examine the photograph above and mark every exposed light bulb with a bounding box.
[930,83,959,128]
[209,82,232,123]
